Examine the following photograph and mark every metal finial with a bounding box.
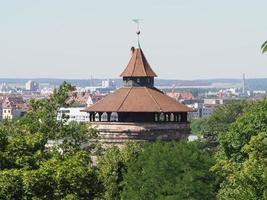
[133,19,141,48]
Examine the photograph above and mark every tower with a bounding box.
[83,27,193,145]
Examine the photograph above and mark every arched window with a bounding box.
[111,112,118,122]
[170,113,174,122]
[95,113,100,121]
[159,113,165,121]
[166,114,169,122]
[101,112,108,121]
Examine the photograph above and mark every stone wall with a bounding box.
[90,122,190,145]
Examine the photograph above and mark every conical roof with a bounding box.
[84,46,193,114]
[83,87,193,113]
[120,48,157,77]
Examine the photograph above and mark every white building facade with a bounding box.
[57,107,90,123]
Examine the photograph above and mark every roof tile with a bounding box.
[120,48,157,77]
[84,87,193,113]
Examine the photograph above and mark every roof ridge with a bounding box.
[145,87,162,112]
[131,50,138,76]
[120,47,157,77]
[140,49,148,76]
[117,87,133,111]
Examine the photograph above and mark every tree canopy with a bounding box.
[121,141,216,200]
[191,100,250,152]
[213,99,267,200]
[262,41,267,53]
[0,82,100,200]
[97,143,142,200]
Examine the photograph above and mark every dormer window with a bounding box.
[137,78,140,83]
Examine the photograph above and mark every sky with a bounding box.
[0,0,267,80]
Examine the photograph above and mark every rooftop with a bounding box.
[84,87,193,113]
[120,48,157,77]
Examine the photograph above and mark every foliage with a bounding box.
[121,141,216,200]
[23,151,100,200]
[0,82,101,200]
[0,151,100,200]
[261,40,267,53]
[213,99,267,200]
[214,133,267,200]
[3,132,47,169]
[0,169,24,200]
[190,118,206,136]
[202,100,250,151]
[97,143,142,200]
[17,82,76,139]
[217,99,267,162]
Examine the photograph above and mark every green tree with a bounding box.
[16,82,75,138]
[261,41,267,53]
[0,82,101,199]
[202,100,250,151]
[215,133,267,200]
[213,99,267,200]
[121,141,216,200]
[190,118,206,136]
[217,99,267,162]
[97,143,142,200]
[23,158,58,200]
[4,131,47,169]
[0,169,24,200]
[23,151,100,200]
[0,151,100,200]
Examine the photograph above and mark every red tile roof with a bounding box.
[84,87,193,113]
[167,92,194,100]
[120,48,157,77]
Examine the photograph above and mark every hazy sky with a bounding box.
[1,0,267,79]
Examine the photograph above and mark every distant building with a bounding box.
[26,80,39,92]
[0,83,13,94]
[167,92,194,102]
[187,98,224,119]
[201,106,216,118]
[91,93,107,104]
[253,90,267,99]
[2,96,27,120]
[253,90,266,94]
[101,79,116,88]
[57,107,90,123]
[204,98,224,105]
[70,92,92,107]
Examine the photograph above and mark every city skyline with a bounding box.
[1,0,267,79]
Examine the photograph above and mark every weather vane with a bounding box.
[133,19,142,47]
